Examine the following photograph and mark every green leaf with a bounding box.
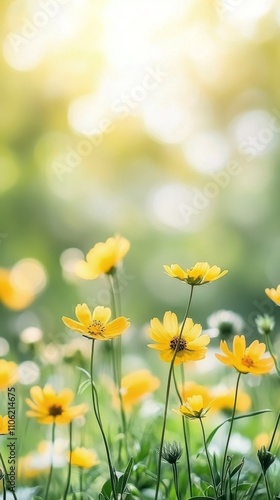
[230,459,245,478]
[76,366,92,379]
[188,496,216,499]
[118,457,134,494]
[101,479,112,497]
[78,379,91,395]
[204,409,272,449]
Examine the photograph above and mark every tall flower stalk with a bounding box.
[44,422,56,500]
[90,340,118,500]
[153,285,194,500]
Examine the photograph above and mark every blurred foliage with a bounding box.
[1,0,280,351]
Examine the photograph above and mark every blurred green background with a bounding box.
[1,0,280,353]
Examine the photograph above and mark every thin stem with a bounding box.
[248,411,280,500]
[2,477,6,500]
[79,467,83,499]
[108,273,128,458]
[154,285,194,500]
[0,453,17,500]
[44,422,56,500]
[63,422,73,500]
[264,472,273,500]
[171,463,181,500]
[266,335,280,378]
[234,457,244,499]
[90,340,117,500]
[220,372,241,493]
[199,418,218,498]
[172,369,192,497]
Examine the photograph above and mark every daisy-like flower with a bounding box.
[26,385,88,424]
[148,312,210,365]
[0,415,9,435]
[215,335,274,375]
[163,262,228,286]
[62,304,130,340]
[0,359,18,390]
[112,369,160,412]
[175,395,212,420]
[265,285,280,306]
[75,235,130,280]
[68,447,99,468]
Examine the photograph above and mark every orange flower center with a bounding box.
[170,336,187,352]
[241,356,254,368]
[87,320,106,336]
[48,404,63,417]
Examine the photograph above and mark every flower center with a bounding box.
[170,336,187,352]
[48,404,63,417]
[241,355,254,368]
[87,320,106,337]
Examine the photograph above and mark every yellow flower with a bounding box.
[18,456,49,479]
[62,304,130,340]
[0,415,9,435]
[75,235,130,280]
[68,447,99,468]
[265,285,280,306]
[180,382,212,407]
[148,312,210,365]
[0,360,18,390]
[113,369,160,412]
[254,433,270,451]
[211,387,251,413]
[215,335,274,375]
[26,385,88,424]
[175,395,212,420]
[163,262,228,286]
[0,268,35,310]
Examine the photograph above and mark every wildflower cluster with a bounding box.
[0,235,279,499]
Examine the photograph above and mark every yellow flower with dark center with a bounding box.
[175,395,212,420]
[75,235,130,280]
[148,312,210,365]
[0,360,18,390]
[62,304,130,340]
[215,335,274,375]
[26,385,88,424]
[163,262,228,286]
[265,285,280,306]
[112,369,160,412]
[0,415,9,435]
[68,447,99,468]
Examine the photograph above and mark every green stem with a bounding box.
[199,418,218,498]
[248,411,280,500]
[0,452,17,500]
[171,463,181,500]
[154,286,194,500]
[63,422,73,500]
[79,467,83,499]
[266,335,280,378]
[44,422,56,500]
[220,372,242,494]
[90,340,117,500]
[172,369,192,497]
[108,273,128,458]
[234,457,244,499]
[264,472,273,500]
[2,477,6,500]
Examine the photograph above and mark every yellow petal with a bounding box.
[92,306,111,325]
[75,304,92,326]
[62,317,87,334]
